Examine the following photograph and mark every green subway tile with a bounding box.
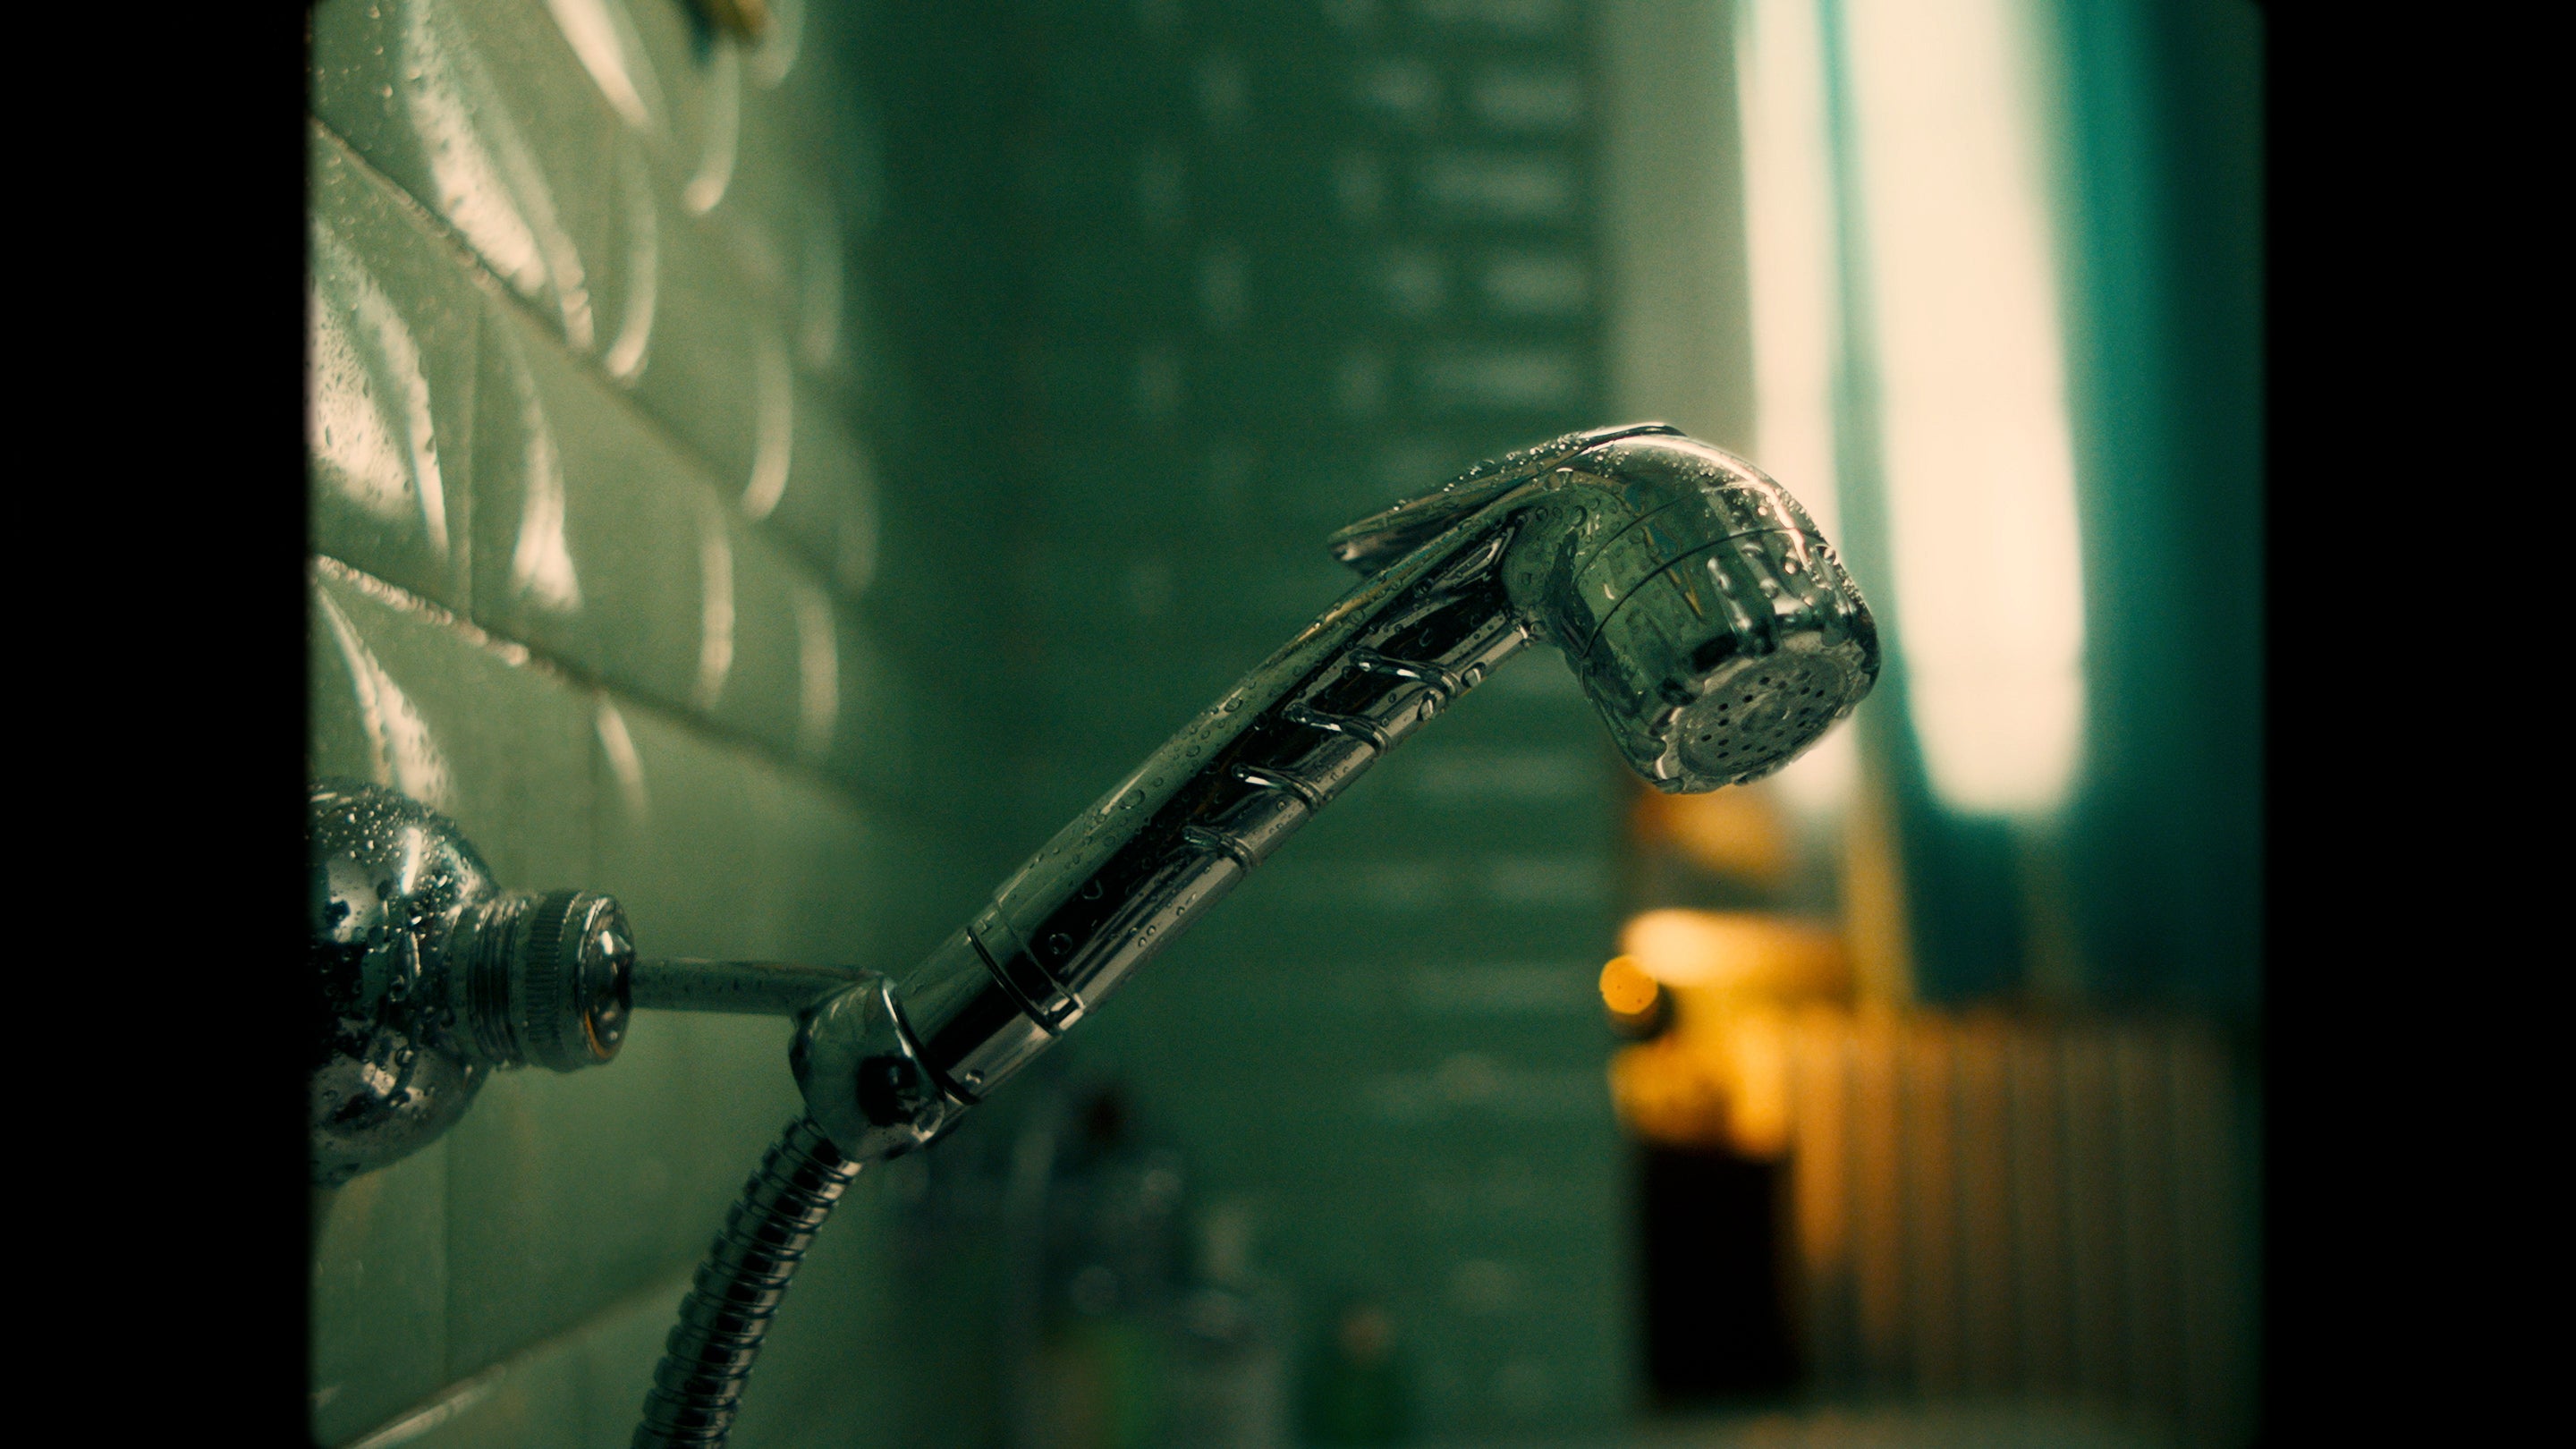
[1025,445,1210,546]
[470,298,717,724]
[309,121,481,613]
[472,271,833,772]
[588,691,789,958]
[310,582,379,784]
[759,774,895,969]
[819,609,925,809]
[311,1144,449,1447]
[606,0,727,174]
[758,402,878,599]
[442,1005,739,1372]
[441,689,816,1371]
[623,180,781,498]
[737,131,876,411]
[1032,239,1190,333]
[590,686,921,964]
[618,31,862,412]
[722,81,822,274]
[310,0,635,369]
[309,564,595,888]
[572,1279,679,1449]
[704,515,813,764]
[398,1332,586,1449]
[789,180,871,409]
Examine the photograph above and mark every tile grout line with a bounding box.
[338,1265,704,1449]
[309,553,890,818]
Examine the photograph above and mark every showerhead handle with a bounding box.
[796,426,1879,1160]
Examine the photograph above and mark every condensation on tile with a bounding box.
[400,0,595,349]
[310,216,453,561]
[317,581,456,811]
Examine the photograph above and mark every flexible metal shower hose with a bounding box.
[634,1116,861,1448]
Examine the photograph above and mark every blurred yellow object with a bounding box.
[1631,784,1791,885]
[1598,955,1661,1015]
[1608,1035,1734,1148]
[1609,1008,1800,1158]
[1606,911,1848,1157]
[1619,910,1849,998]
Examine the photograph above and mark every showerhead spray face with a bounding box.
[1331,424,1879,791]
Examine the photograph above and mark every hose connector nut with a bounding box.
[791,977,965,1161]
[451,889,634,1072]
[521,890,634,1072]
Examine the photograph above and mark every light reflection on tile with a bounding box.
[600,145,658,382]
[496,328,583,614]
[792,582,839,761]
[1417,344,1582,411]
[682,42,741,216]
[741,334,794,518]
[1465,67,1584,132]
[542,0,663,137]
[747,0,805,89]
[1356,57,1441,129]
[1419,151,1575,222]
[595,697,649,818]
[693,494,736,710]
[317,581,455,811]
[1480,250,1590,318]
[794,193,842,371]
[401,0,594,349]
[309,217,450,558]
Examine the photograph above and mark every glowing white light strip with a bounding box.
[1737,0,1857,819]
[1842,0,2086,817]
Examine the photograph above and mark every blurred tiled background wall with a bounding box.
[309,2,1638,1445]
[992,2,1635,1439]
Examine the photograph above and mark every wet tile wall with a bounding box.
[305,2,1013,1445]
[990,0,1636,1438]
[309,1,1636,1445]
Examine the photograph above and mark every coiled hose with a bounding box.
[634,1116,861,1447]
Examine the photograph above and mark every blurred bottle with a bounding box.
[1021,1085,1183,1449]
[1007,1081,1293,1449]
[1164,1199,1289,1449]
[1298,1300,1413,1445]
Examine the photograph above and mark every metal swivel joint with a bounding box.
[785,976,965,1163]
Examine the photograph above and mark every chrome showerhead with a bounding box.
[1330,424,1879,790]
